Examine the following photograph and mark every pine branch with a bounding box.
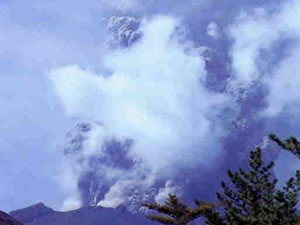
[269,134,300,159]
[142,194,213,225]
[146,214,175,225]
[142,203,173,216]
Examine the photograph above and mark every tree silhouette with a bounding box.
[142,194,216,225]
[203,147,300,225]
[143,145,300,225]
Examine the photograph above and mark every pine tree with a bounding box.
[143,146,300,225]
[142,194,215,225]
[203,147,300,225]
[269,133,300,225]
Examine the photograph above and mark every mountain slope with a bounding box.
[9,203,151,225]
[0,211,24,225]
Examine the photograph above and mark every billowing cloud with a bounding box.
[107,16,142,48]
[50,16,234,210]
[229,0,300,90]
[228,8,279,86]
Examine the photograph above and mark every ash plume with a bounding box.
[48,0,300,214]
[51,16,235,211]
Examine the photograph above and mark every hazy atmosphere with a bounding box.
[1,0,300,216]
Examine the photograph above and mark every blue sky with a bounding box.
[0,0,109,211]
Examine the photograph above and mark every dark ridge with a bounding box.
[0,210,24,225]
[9,202,54,224]
[9,203,151,225]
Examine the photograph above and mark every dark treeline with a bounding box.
[142,134,300,225]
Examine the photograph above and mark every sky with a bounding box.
[1,0,300,213]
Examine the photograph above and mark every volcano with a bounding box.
[9,203,152,225]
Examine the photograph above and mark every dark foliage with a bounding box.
[269,133,300,159]
[204,147,300,225]
[143,146,300,225]
[142,194,216,225]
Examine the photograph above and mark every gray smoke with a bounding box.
[107,16,142,48]
[49,0,300,214]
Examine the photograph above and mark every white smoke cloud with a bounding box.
[207,22,220,39]
[61,195,82,212]
[228,0,300,116]
[228,0,300,187]
[263,45,300,117]
[56,160,82,211]
[154,180,182,204]
[98,171,156,208]
[50,15,234,209]
[228,8,279,86]
[98,180,134,208]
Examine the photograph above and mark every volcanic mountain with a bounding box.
[9,202,152,225]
